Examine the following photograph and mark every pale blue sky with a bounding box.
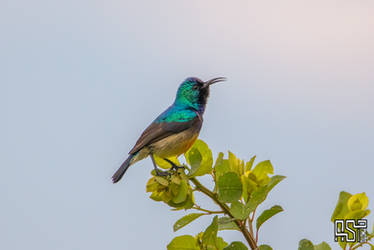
[2,0,374,249]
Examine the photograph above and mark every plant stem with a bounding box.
[192,205,224,214]
[190,177,258,250]
[249,217,254,239]
[250,206,258,222]
[250,207,258,243]
[351,233,374,250]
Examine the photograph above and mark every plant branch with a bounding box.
[249,218,254,240]
[351,233,374,250]
[250,206,258,222]
[190,177,258,250]
[192,205,224,214]
[249,207,257,243]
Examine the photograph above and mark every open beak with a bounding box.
[203,77,226,88]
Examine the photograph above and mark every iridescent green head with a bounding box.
[174,77,226,113]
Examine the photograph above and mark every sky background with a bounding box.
[2,0,374,249]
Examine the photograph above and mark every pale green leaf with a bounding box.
[155,176,169,186]
[259,245,273,250]
[168,192,194,210]
[246,187,266,212]
[202,216,219,250]
[265,175,285,191]
[228,151,242,176]
[347,192,369,211]
[215,152,231,180]
[252,160,274,183]
[314,242,332,250]
[298,239,314,250]
[172,179,188,204]
[146,177,159,192]
[344,209,370,220]
[217,237,229,250]
[154,155,181,170]
[256,205,283,230]
[241,175,249,203]
[223,241,248,250]
[230,201,250,220]
[185,139,213,177]
[246,175,286,212]
[245,155,256,172]
[217,217,240,231]
[167,235,199,250]
[173,213,205,232]
[331,191,352,222]
[218,172,243,203]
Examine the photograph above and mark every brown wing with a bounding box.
[129,116,202,155]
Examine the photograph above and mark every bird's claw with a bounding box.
[155,168,171,177]
[163,158,185,171]
[173,165,185,170]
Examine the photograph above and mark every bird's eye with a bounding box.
[192,85,199,90]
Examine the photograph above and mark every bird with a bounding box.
[112,76,225,183]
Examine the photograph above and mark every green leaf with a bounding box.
[331,191,352,250]
[173,213,205,232]
[259,245,273,250]
[241,175,249,203]
[314,242,332,250]
[331,191,352,222]
[218,172,243,203]
[167,235,199,250]
[185,139,213,177]
[154,155,181,169]
[347,192,369,211]
[217,237,229,250]
[217,217,240,231]
[149,191,163,201]
[230,201,250,220]
[172,179,188,204]
[252,160,274,184]
[298,239,314,250]
[155,176,169,186]
[228,151,242,176]
[246,188,265,212]
[215,152,231,179]
[298,239,331,250]
[256,205,283,230]
[214,152,224,167]
[171,175,181,185]
[186,147,202,172]
[266,175,286,191]
[245,155,256,172]
[223,241,248,250]
[345,209,370,220]
[246,175,286,212]
[168,192,195,209]
[202,216,219,250]
[146,177,159,192]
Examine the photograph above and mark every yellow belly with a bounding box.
[151,128,200,158]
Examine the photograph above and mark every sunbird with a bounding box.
[112,77,225,183]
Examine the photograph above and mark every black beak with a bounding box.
[203,77,226,88]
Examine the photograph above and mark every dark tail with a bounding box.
[112,155,134,183]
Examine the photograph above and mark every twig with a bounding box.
[190,177,258,250]
[351,233,374,249]
[192,205,224,214]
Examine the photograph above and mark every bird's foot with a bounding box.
[163,158,186,171]
[154,168,171,177]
